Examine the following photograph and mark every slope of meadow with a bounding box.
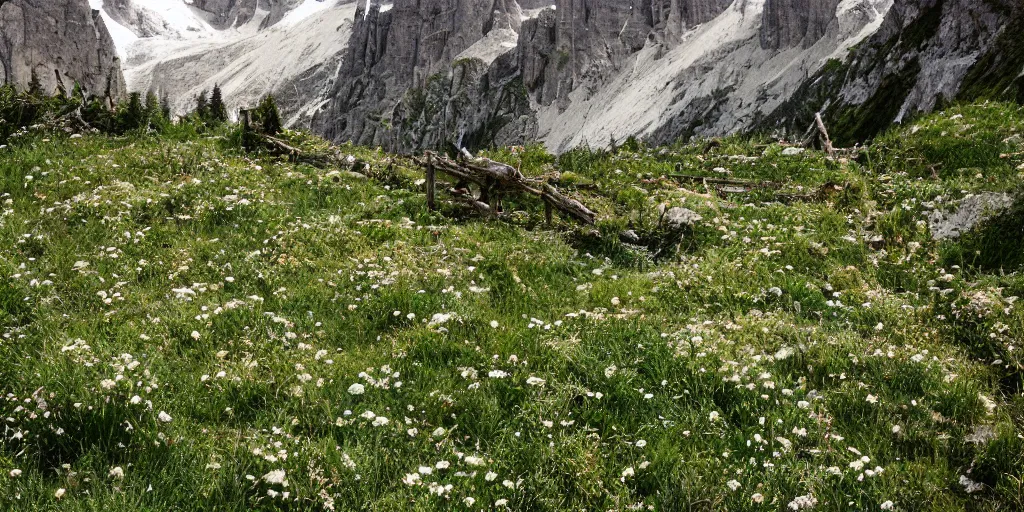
[1,103,1023,510]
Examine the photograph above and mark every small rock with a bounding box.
[926,192,1015,240]
[619,230,641,244]
[660,206,702,230]
[69,133,83,139]
[781,147,805,156]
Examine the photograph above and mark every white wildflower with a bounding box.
[263,469,288,486]
[788,494,818,510]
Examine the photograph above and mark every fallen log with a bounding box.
[542,184,596,225]
[416,152,595,225]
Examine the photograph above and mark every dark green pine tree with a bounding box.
[160,93,171,120]
[118,91,145,133]
[27,69,44,97]
[254,95,281,136]
[209,84,228,124]
[195,90,209,121]
[145,90,164,128]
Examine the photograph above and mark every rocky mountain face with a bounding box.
[311,0,528,148]
[98,0,357,126]
[0,0,125,99]
[18,0,1014,152]
[760,0,841,49]
[189,0,312,29]
[767,0,1024,144]
[313,0,898,153]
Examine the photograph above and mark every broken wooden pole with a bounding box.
[545,200,553,225]
[240,109,252,152]
[815,113,835,157]
[426,154,436,211]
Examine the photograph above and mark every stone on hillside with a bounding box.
[619,229,641,244]
[927,192,1015,240]
[660,206,702,230]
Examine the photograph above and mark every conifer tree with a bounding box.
[145,90,164,128]
[195,90,209,120]
[209,84,228,124]
[118,91,145,133]
[254,95,282,136]
[160,93,171,120]
[27,69,44,97]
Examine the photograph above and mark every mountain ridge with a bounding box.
[3,0,1019,152]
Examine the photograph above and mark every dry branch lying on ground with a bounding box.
[415,152,597,225]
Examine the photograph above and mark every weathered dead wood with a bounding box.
[542,184,597,225]
[803,112,836,157]
[451,194,494,217]
[815,113,836,157]
[415,152,596,225]
[263,135,301,157]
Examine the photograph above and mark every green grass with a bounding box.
[0,103,1023,510]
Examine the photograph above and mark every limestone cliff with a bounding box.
[312,0,527,150]
[766,0,1022,145]
[760,0,842,49]
[314,0,888,152]
[189,0,310,29]
[0,0,125,99]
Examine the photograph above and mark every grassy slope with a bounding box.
[0,103,1023,511]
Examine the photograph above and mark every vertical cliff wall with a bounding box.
[766,0,1020,145]
[0,0,126,99]
[305,0,1012,152]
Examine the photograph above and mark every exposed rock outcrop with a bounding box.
[80,0,1013,153]
[0,0,125,99]
[312,0,528,150]
[760,0,841,49]
[190,0,310,29]
[102,0,357,126]
[311,0,904,152]
[766,0,1021,145]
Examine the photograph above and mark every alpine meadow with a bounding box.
[1,99,1023,510]
[3,0,1024,510]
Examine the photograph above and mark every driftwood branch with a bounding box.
[803,112,836,157]
[416,152,596,225]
